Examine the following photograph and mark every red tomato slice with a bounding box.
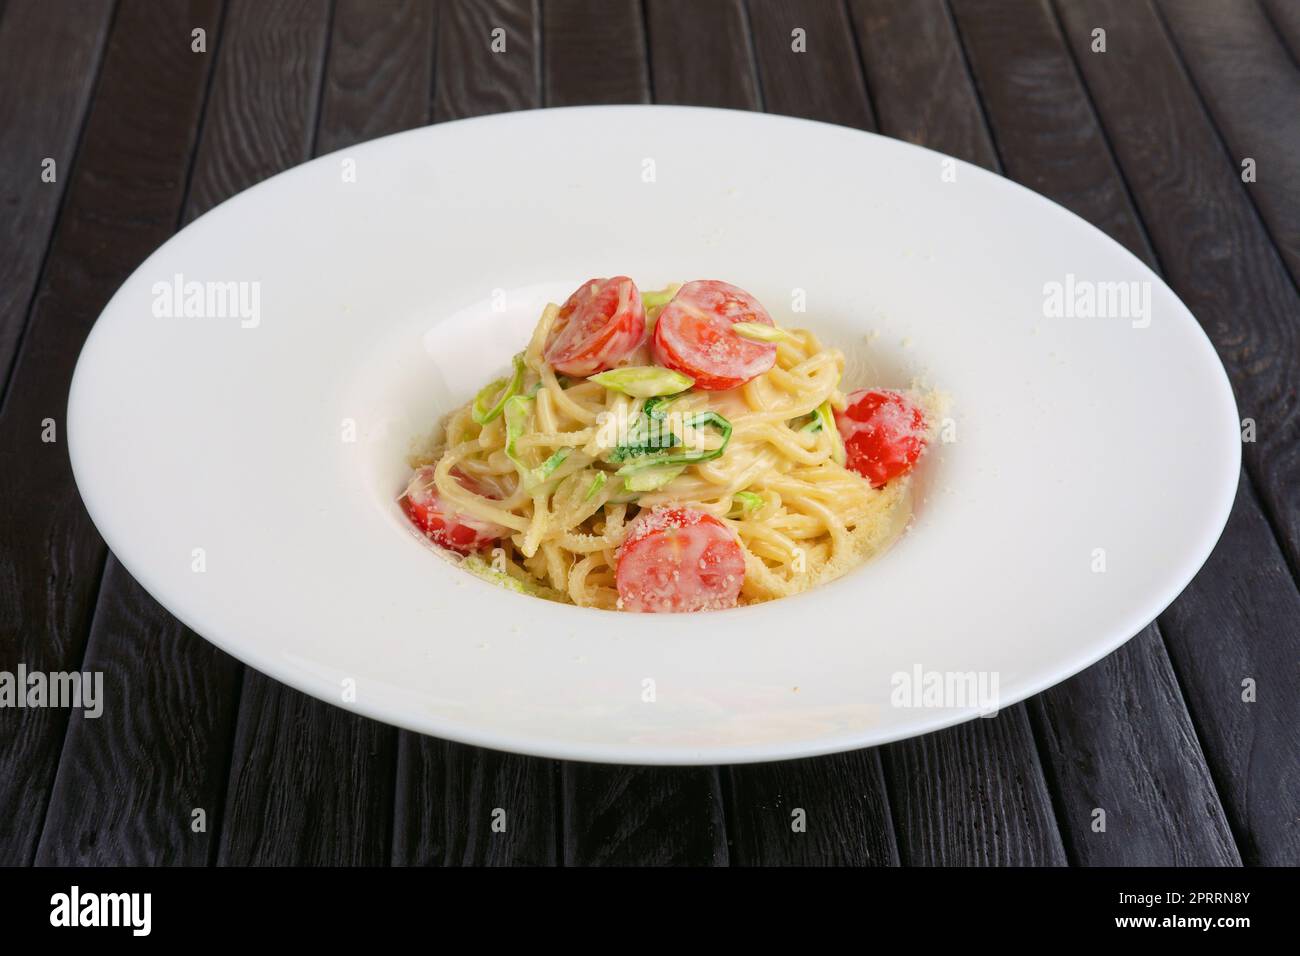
[834,389,929,488]
[543,276,647,377]
[616,507,746,612]
[651,280,777,390]
[401,465,511,555]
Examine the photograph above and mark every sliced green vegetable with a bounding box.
[805,401,847,466]
[623,464,686,493]
[590,366,694,398]
[615,410,733,475]
[502,393,539,489]
[801,401,835,434]
[527,448,571,490]
[642,395,678,419]
[641,286,678,311]
[606,398,681,462]
[472,353,525,424]
[732,321,796,344]
[583,471,608,502]
[729,491,764,517]
[505,390,577,492]
[462,555,565,602]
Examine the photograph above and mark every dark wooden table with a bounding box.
[2,0,1297,867]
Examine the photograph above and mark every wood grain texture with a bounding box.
[0,0,113,390]
[645,0,759,109]
[1157,0,1300,285]
[562,766,728,865]
[1259,0,1300,63]
[435,0,540,120]
[883,710,1068,865]
[848,0,996,169]
[393,739,557,865]
[725,751,899,866]
[950,0,1150,260]
[1053,0,1300,861]
[948,0,1239,866]
[1031,626,1239,865]
[746,0,875,128]
[217,675,395,865]
[35,560,241,865]
[1157,478,1300,864]
[542,0,650,106]
[390,0,559,866]
[1056,0,1300,581]
[185,0,332,223]
[0,0,219,866]
[317,0,435,151]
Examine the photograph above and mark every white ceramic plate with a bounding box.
[68,106,1239,765]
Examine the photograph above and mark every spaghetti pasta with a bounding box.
[401,278,936,612]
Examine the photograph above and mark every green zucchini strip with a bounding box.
[472,352,526,424]
[614,410,733,476]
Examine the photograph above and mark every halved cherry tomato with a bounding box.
[401,465,511,555]
[616,507,746,612]
[543,276,646,377]
[651,280,776,390]
[834,389,929,488]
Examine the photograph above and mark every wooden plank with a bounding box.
[541,0,729,866]
[848,0,996,169]
[884,711,1067,865]
[1051,0,1300,863]
[203,0,409,867]
[1157,478,1300,864]
[317,0,435,151]
[216,677,396,865]
[947,0,1238,865]
[562,766,728,865]
[393,740,557,865]
[1055,0,1300,579]
[645,0,759,109]
[36,560,240,865]
[434,0,539,121]
[390,0,558,867]
[746,0,875,128]
[0,0,114,390]
[641,0,897,866]
[1259,0,1300,62]
[542,0,649,106]
[1031,627,1238,865]
[184,0,331,223]
[852,0,1098,866]
[724,752,898,866]
[949,0,1150,259]
[1157,0,1300,285]
[0,0,220,864]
